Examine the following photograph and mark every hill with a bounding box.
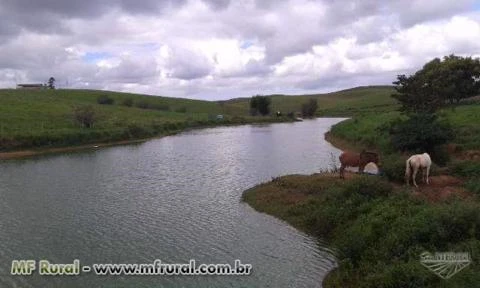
[0,86,395,153]
[221,85,396,116]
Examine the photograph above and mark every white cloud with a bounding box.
[0,0,479,99]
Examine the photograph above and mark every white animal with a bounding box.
[405,153,432,187]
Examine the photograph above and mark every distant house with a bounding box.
[16,84,45,90]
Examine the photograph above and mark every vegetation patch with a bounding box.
[243,174,480,287]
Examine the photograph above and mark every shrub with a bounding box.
[151,103,170,111]
[73,105,96,128]
[135,100,150,109]
[390,113,454,156]
[301,98,318,117]
[466,179,480,195]
[342,176,392,199]
[451,161,480,178]
[430,145,450,166]
[250,95,271,116]
[381,154,407,182]
[122,98,133,107]
[123,123,151,138]
[175,106,187,113]
[97,95,114,105]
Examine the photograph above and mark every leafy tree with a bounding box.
[301,98,318,117]
[392,55,480,113]
[48,77,56,89]
[250,95,271,116]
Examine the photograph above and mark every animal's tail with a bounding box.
[405,158,412,182]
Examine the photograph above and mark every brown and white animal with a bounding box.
[405,153,432,187]
[339,150,379,179]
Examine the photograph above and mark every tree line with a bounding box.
[249,95,318,117]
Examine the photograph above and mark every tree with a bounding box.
[73,105,95,128]
[301,98,318,117]
[250,95,271,116]
[48,77,56,89]
[392,55,480,114]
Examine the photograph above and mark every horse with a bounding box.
[339,150,379,179]
[405,153,432,187]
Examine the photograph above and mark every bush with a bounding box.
[342,176,392,199]
[381,154,407,182]
[151,103,170,111]
[123,123,151,138]
[451,161,480,178]
[175,106,187,113]
[73,105,96,128]
[135,100,150,109]
[122,98,133,107]
[250,95,271,116]
[466,179,480,195]
[97,95,114,105]
[430,145,450,166]
[301,98,318,117]
[390,113,454,156]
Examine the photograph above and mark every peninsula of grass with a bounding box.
[243,89,480,286]
[243,174,480,287]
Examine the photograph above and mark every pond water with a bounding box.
[0,118,346,288]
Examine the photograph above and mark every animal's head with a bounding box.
[360,151,379,164]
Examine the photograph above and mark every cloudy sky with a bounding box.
[0,0,479,100]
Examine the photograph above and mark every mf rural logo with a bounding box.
[420,252,471,279]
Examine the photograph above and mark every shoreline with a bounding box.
[0,138,154,160]
[0,118,300,160]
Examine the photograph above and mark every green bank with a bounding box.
[243,174,480,287]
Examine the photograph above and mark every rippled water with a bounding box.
[0,118,345,288]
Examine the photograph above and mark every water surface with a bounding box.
[0,118,345,288]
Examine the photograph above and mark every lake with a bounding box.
[0,118,346,288]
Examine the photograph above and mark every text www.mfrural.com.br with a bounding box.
[11,259,252,276]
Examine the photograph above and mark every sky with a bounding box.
[0,0,479,100]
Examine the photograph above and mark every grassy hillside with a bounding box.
[329,104,480,153]
[221,85,397,116]
[0,86,395,152]
[0,89,263,151]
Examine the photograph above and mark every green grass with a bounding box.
[0,89,289,151]
[329,103,480,153]
[222,85,397,117]
[243,174,480,288]
[441,105,480,150]
[0,86,396,151]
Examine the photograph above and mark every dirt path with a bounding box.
[340,171,470,203]
[409,175,470,202]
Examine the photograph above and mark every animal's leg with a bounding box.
[412,166,418,188]
[422,168,426,183]
[426,165,430,184]
[359,164,364,174]
[405,159,411,186]
[340,164,345,179]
